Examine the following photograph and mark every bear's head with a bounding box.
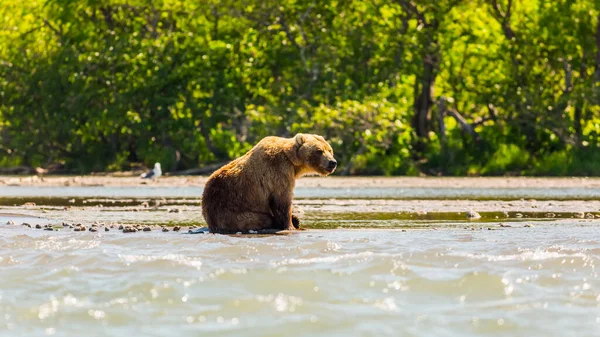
[290,133,337,176]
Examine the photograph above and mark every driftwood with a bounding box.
[168,162,229,176]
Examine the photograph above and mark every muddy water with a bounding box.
[1,182,600,336]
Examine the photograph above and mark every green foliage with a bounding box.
[0,0,600,175]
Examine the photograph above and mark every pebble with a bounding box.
[586,213,595,219]
[118,225,124,230]
[236,232,242,235]
[415,210,427,216]
[168,208,182,213]
[7,220,15,225]
[74,227,82,232]
[44,227,54,231]
[466,210,481,219]
[143,227,151,232]
[248,230,258,234]
[545,213,556,218]
[23,202,36,207]
[173,226,181,231]
[35,224,42,229]
[89,227,98,232]
[515,213,523,218]
[79,226,87,231]
[574,212,585,218]
[524,224,534,228]
[499,223,512,227]
[62,222,70,227]
[68,199,76,203]
[105,227,110,232]
[162,227,169,232]
[141,202,149,208]
[22,223,31,228]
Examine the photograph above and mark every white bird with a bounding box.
[141,162,162,179]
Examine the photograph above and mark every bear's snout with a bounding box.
[327,160,337,170]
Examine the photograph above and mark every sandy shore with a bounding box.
[1,175,600,188]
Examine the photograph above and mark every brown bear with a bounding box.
[202,133,337,233]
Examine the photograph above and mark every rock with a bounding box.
[162,227,169,232]
[44,227,54,231]
[168,208,181,213]
[574,212,585,218]
[487,227,492,230]
[7,220,15,225]
[515,213,523,218]
[68,199,76,203]
[466,210,481,219]
[74,227,81,232]
[524,224,534,228]
[586,213,595,219]
[499,223,512,227]
[123,226,137,233]
[248,230,258,234]
[105,227,110,232]
[401,229,406,232]
[23,202,36,207]
[173,226,181,231]
[118,225,124,230]
[89,227,98,232]
[415,210,428,216]
[545,213,556,218]
[79,226,87,231]
[22,223,31,228]
[143,227,151,232]
[141,202,149,208]
[35,224,42,229]
[62,222,70,227]
[236,232,242,235]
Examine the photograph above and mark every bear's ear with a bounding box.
[294,133,307,148]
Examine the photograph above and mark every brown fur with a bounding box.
[202,134,336,233]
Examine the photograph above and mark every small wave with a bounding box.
[118,254,203,269]
[452,249,589,262]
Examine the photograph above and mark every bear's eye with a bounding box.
[316,150,324,155]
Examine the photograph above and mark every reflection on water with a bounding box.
[2,185,600,200]
[0,227,599,337]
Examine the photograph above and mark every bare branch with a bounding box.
[446,108,481,141]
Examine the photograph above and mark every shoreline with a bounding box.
[1,175,600,188]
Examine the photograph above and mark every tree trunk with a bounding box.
[412,53,437,139]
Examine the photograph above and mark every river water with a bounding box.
[0,183,599,336]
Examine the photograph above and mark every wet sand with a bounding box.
[2,175,600,188]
